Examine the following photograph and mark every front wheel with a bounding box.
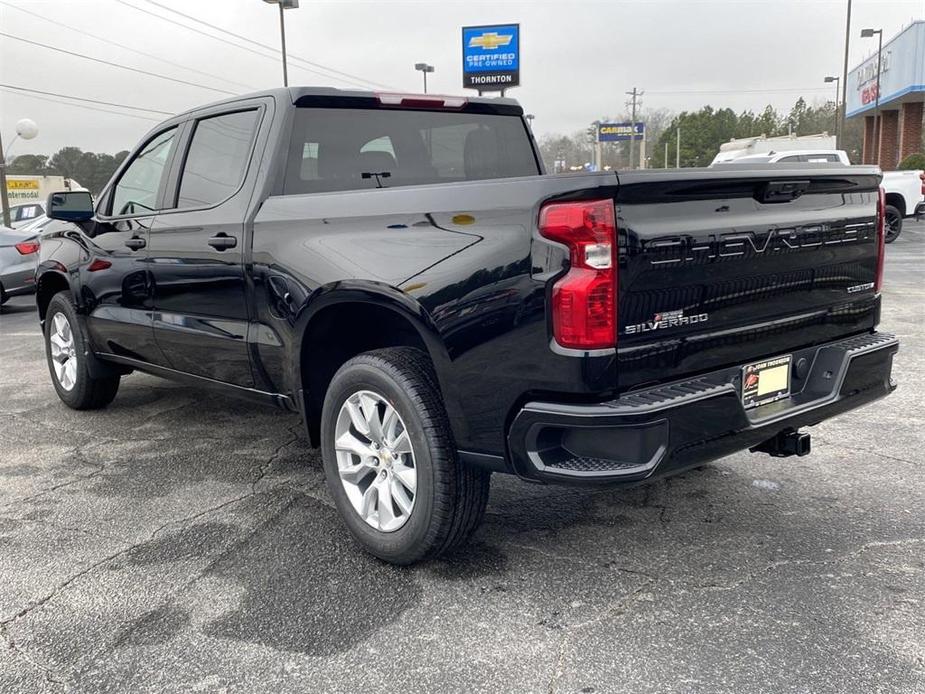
[44,292,120,409]
[884,205,903,243]
[321,347,490,565]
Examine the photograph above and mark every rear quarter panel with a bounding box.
[250,172,621,454]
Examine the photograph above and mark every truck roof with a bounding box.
[169,86,523,121]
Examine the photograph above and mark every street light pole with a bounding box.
[824,76,840,142]
[414,63,434,93]
[840,0,852,151]
[278,2,288,86]
[861,28,883,164]
[263,0,299,87]
[0,133,12,228]
[0,118,38,228]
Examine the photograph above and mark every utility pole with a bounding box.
[664,141,669,169]
[676,126,681,168]
[625,87,643,169]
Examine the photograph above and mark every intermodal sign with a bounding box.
[462,24,520,91]
[598,122,645,142]
[7,178,40,202]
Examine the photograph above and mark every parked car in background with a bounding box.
[711,133,838,163]
[0,224,40,305]
[714,148,925,242]
[7,202,45,228]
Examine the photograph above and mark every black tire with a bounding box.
[884,205,903,243]
[321,347,490,565]
[44,291,120,410]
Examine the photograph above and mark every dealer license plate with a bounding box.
[741,355,792,409]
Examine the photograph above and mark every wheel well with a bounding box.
[36,272,70,323]
[884,193,905,216]
[300,302,432,447]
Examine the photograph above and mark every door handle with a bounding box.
[125,236,146,250]
[208,234,237,251]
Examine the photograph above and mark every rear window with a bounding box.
[283,107,538,195]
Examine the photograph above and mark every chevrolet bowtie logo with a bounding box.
[468,32,513,50]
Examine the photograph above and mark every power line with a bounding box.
[0,87,164,122]
[139,0,398,90]
[647,87,832,95]
[0,0,258,92]
[112,0,322,82]
[114,0,393,91]
[0,32,236,96]
[0,84,175,116]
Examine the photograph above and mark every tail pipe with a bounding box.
[750,429,811,458]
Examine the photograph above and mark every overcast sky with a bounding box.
[1,0,922,156]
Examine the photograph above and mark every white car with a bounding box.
[715,149,925,242]
[7,201,46,228]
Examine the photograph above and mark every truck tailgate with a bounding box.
[614,166,883,390]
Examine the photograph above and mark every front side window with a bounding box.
[284,107,538,195]
[111,127,177,216]
[176,110,260,209]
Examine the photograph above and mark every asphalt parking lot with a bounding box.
[0,222,923,694]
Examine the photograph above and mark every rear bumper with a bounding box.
[507,332,898,485]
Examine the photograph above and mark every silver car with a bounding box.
[0,217,47,305]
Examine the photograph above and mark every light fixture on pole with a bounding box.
[414,63,434,93]
[824,76,840,143]
[0,118,39,228]
[262,0,300,87]
[860,27,883,164]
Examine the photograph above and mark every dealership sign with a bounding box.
[462,24,520,91]
[846,21,925,117]
[598,122,645,142]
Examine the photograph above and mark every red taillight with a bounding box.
[919,171,924,196]
[87,258,112,272]
[14,240,39,255]
[875,186,886,292]
[539,199,617,350]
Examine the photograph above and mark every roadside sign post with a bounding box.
[462,24,520,94]
[597,122,645,169]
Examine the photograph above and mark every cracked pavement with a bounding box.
[0,223,922,693]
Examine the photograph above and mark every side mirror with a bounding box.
[47,191,94,222]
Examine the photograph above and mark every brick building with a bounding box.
[846,20,924,171]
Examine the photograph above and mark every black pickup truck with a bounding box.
[37,87,897,564]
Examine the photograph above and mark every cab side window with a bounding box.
[111,127,177,216]
[175,110,259,209]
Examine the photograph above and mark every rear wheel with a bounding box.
[44,291,120,409]
[884,205,903,243]
[321,347,490,565]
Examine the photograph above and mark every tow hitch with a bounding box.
[751,429,811,458]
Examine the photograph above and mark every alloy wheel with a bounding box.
[49,312,78,391]
[334,390,417,532]
[885,210,901,242]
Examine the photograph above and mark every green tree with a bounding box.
[7,154,50,174]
